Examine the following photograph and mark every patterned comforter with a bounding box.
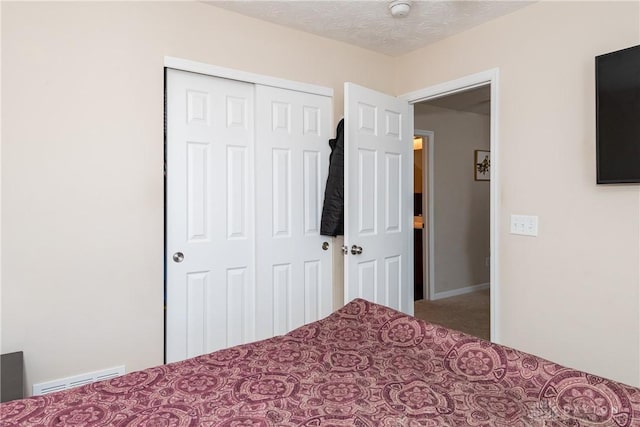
[2,299,640,426]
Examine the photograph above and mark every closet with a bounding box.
[165,69,333,363]
[165,62,414,364]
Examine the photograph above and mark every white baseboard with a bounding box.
[431,282,490,301]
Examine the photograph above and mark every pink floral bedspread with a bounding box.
[3,299,640,426]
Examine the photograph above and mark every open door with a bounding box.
[344,83,413,315]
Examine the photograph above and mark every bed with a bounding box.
[2,299,640,426]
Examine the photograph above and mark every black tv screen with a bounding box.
[596,44,640,184]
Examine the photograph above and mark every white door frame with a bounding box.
[400,68,500,343]
[164,57,333,97]
[413,130,434,303]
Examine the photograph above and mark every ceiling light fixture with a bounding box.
[388,0,412,18]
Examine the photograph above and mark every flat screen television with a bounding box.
[596,44,640,184]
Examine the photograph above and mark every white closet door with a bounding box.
[344,83,413,315]
[166,69,255,363]
[255,85,333,340]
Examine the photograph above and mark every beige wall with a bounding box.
[0,1,393,394]
[395,1,640,386]
[415,104,490,296]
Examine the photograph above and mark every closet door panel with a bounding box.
[166,69,255,363]
[255,86,333,340]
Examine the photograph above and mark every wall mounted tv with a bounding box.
[596,44,640,184]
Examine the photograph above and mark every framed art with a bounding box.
[474,150,490,181]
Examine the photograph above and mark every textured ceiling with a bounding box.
[206,0,534,57]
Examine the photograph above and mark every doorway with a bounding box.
[403,69,498,342]
[412,131,432,302]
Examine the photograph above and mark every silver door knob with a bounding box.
[173,252,184,263]
[351,245,363,255]
[322,242,330,250]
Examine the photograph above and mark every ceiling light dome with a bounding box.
[388,0,412,18]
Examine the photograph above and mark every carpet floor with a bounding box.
[413,289,490,341]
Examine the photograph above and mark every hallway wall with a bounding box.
[415,104,490,298]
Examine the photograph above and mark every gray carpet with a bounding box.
[413,289,490,341]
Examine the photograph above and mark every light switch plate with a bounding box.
[510,214,538,236]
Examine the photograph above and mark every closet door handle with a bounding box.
[350,245,363,255]
[172,252,184,263]
[322,242,330,250]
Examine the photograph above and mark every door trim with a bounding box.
[400,68,500,344]
[164,57,333,97]
[414,130,434,303]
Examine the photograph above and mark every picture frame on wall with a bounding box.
[474,150,490,181]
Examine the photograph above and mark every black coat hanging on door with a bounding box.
[320,119,344,236]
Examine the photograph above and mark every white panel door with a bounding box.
[166,69,255,363]
[344,83,413,315]
[255,85,333,340]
